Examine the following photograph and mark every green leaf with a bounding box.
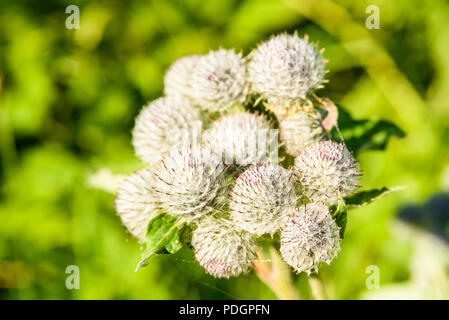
[331,196,348,238]
[135,214,184,271]
[344,186,404,208]
[179,224,193,247]
[331,105,405,154]
[328,187,403,238]
[164,227,183,254]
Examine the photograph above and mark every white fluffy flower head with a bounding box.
[294,140,361,205]
[192,217,258,279]
[132,96,202,164]
[203,112,278,166]
[190,49,248,112]
[280,110,325,156]
[115,167,159,243]
[164,55,200,98]
[280,203,341,275]
[114,33,385,280]
[230,163,298,235]
[248,33,327,116]
[151,145,227,222]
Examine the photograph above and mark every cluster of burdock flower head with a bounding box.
[115,32,362,278]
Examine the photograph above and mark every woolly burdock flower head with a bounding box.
[230,163,298,236]
[203,112,278,166]
[248,33,327,116]
[293,140,361,205]
[192,217,258,278]
[189,49,248,112]
[279,110,325,156]
[280,203,341,275]
[132,96,202,164]
[164,55,200,98]
[151,145,227,222]
[115,167,159,243]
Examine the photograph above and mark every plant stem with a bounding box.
[308,274,328,300]
[253,247,300,300]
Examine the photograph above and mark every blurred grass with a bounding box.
[0,0,448,299]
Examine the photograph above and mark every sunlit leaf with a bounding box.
[135,214,184,271]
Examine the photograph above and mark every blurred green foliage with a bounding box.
[0,0,448,299]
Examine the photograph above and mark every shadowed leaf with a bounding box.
[331,196,347,238]
[331,105,405,154]
[344,186,404,208]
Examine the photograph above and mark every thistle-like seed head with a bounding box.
[230,163,298,236]
[279,110,325,156]
[115,167,159,243]
[280,203,341,275]
[203,112,278,166]
[132,96,202,164]
[248,33,326,115]
[293,140,361,205]
[191,217,258,279]
[164,55,200,98]
[151,145,227,222]
[189,49,249,112]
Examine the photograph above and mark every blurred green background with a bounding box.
[1,0,449,299]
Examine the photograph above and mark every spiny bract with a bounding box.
[248,33,326,116]
[189,49,248,112]
[115,167,159,243]
[164,55,200,99]
[151,145,227,222]
[203,112,277,166]
[132,96,202,164]
[280,203,341,275]
[191,217,258,279]
[279,110,325,156]
[293,140,361,205]
[230,163,298,236]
